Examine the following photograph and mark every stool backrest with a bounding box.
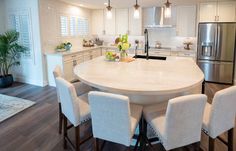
[88,91,132,147]
[208,86,236,138]
[56,77,81,126]
[164,94,207,150]
[53,65,63,102]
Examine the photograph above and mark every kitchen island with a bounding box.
[74,56,204,105]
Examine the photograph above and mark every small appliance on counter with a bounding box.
[197,22,236,84]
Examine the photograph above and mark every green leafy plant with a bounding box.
[0,30,28,76]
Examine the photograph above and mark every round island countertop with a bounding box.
[74,56,204,96]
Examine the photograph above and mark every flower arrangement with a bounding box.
[117,34,131,61]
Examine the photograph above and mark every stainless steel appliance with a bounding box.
[197,23,236,84]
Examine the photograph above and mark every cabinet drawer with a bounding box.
[178,52,195,57]
[149,50,171,56]
[64,53,83,62]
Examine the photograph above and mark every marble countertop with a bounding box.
[44,45,196,57]
[74,56,204,96]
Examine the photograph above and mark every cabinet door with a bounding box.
[116,8,129,35]
[129,8,142,36]
[104,9,116,35]
[91,9,104,35]
[63,60,74,82]
[199,2,217,22]
[218,1,236,22]
[176,5,196,37]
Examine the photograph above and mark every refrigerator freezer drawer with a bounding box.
[197,60,234,84]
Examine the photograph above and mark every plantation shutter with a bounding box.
[60,16,69,36]
[78,18,89,36]
[70,16,77,36]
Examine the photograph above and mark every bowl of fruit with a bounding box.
[105,51,119,61]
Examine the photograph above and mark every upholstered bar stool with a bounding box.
[202,86,236,151]
[56,77,93,151]
[53,65,93,134]
[88,91,143,151]
[143,94,207,151]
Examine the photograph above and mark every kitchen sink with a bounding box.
[133,55,167,60]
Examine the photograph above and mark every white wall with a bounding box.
[39,0,92,53]
[0,0,5,34]
[3,0,45,86]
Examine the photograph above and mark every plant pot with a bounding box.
[0,74,14,88]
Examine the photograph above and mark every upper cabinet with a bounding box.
[199,1,236,22]
[91,8,142,36]
[176,5,196,37]
[129,8,142,36]
[91,9,104,35]
[104,9,116,35]
[116,8,129,35]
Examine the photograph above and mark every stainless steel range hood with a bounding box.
[144,7,173,28]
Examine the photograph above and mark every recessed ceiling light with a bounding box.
[104,2,108,6]
[79,4,84,7]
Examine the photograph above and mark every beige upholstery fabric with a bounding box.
[88,91,143,147]
[202,86,236,138]
[144,94,207,150]
[53,65,93,102]
[55,77,90,127]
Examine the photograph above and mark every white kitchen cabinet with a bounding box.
[116,8,129,35]
[176,5,196,37]
[46,48,102,86]
[104,9,116,35]
[129,8,142,36]
[91,9,104,35]
[199,1,236,22]
[218,1,236,22]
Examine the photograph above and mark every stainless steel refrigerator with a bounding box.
[197,23,236,84]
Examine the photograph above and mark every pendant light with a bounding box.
[134,0,140,19]
[164,0,171,18]
[106,0,112,19]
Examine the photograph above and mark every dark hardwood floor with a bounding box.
[0,82,235,151]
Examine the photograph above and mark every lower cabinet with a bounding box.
[46,48,102,86]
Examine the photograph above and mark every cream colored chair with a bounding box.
[53,65,93,134]
[202,86,236,151]
[55,77,92,151]
[143,94,207,151]
[88,91,143,151]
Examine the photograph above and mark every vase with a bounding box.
[120,51,128,62]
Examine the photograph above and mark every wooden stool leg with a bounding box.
[59,103,63,134]
[75,125,80,151]
[228,128,234,151]
[209,137,215,151]
[194,142,201,151]
[95,138,99,151]
[63,115,68,149]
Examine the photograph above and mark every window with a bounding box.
[8,10,32,59]
[70,16,77,36]
[60,16,69,36]
[78,18,89,36]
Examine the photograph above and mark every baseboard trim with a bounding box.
[14,76,45,87]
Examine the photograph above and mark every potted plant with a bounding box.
[0,30,28,88]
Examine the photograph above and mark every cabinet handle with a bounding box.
[73,60,77,66]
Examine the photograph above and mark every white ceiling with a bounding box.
[60,0,228,9]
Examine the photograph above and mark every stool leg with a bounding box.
[59,103,63,134]
[75,125,80,151]
[228,128,234,151]
[63,115,68,149]
[209,137,215,151]
[95,138,99,151]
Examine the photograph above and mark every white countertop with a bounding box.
[44,45,196,57]
[74,56,204,96]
